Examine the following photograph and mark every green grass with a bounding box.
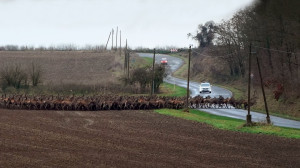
[142,57,153,66]
[252,105,300,121]
[155,109,300,139]
[158,82,186,97]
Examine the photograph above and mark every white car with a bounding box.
[199,82,212,93]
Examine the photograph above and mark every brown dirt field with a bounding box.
[0,51,120,85]
[0,109,299,168]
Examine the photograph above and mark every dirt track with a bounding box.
[0,109,299,168]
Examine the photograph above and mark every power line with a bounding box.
[253,46,299,55]
[191,50,237,58]
[192,46,298,58]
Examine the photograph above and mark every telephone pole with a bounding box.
[124,39,127,73]
[111,29,114,50]
[247,43,252,124]
[127,49,130,79]
[151,49,156,95]
[105,32,111,50]
[185,45,192,112]
[116,26,118,51]
[119,30,122,57]
[256,54,271,124]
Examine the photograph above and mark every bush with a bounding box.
[29,62,43,86]
[121,64,166,94]
[0,64,28,89]
[0,62,44,90]
[4,86,17,94]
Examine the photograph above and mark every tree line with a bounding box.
[189,0,299,98]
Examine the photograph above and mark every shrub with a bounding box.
[121,64,166,94]
[29,62,43,86]
[0,64,28,89]
[4,86,17,94]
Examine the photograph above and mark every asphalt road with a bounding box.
[138,53,300,129]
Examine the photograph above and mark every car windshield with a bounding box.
[162,58,167,60]
[201,83,210,87]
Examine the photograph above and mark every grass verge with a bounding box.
[169,53,188,78]
[141,57,153,67]
[155,109,300,139]
[158,82,186,97]
[214,83,300,121]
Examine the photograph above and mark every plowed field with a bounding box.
[0,109,299,167]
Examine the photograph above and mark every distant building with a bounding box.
[170,48,178,53]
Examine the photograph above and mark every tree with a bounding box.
[153,65,167,92]
[131,67,151,93]
[192,21,217,48]
[190,0,300,98]
[123,64,166,94]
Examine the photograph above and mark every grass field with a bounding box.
[0,51,120,85]
[0,51,148,95]
[155,109,300,139]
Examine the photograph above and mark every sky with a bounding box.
[0,0,254,49]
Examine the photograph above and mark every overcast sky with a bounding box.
[0,0,254,49]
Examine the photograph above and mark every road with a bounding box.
[138,53,300,129]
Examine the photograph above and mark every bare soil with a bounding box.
[0,109,299,168]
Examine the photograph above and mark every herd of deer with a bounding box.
[189,95,255,109]
[0,94,254,111]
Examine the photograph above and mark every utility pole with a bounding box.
[105,32,111,50]
[185,45,192,112]
[247,43,252,124]
[116,26,118,51]
[111,29,114,50]
[120,30,122,57]
[151,49,156,95]
[256,54,271,124]
[127,49,130,79]
[124,39,127,73]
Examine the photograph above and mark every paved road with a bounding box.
[138,53,300,129]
